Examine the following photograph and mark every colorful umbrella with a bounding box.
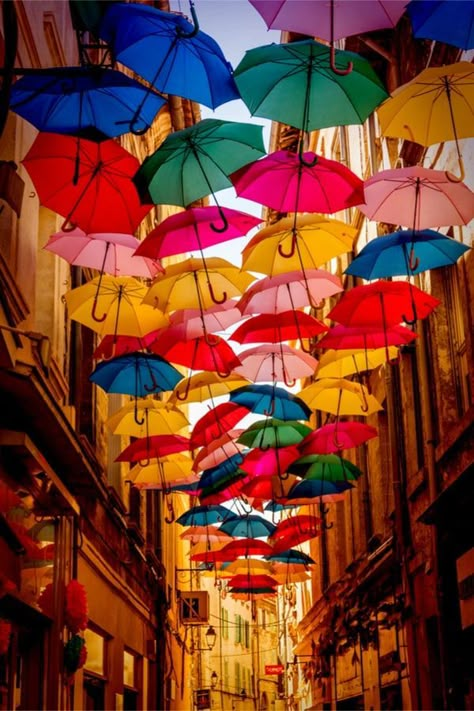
[99,2,239,109]
[169,302,242,341]
[10,66,166,138]
[89,352,183,396]
[238,270,343,314]
[316,348,399,379]
[106,399,189,436]
[134,118,266,219]
[176,504,236,527]
[220,514,277,538]
[241,214,356,274]
[229,384,311,421]
[298,378,383,416]
[227,574,278,589]
[22,133,150,233]
[317,324,418,351]
[265,550,315,565]
[198,455,247,494]
[63,275,168,334]
[407,1,474,51]
[231,311,327,353]
[286,478,353,500]
[130,456,195,488]
[358,166,474,230]
[239,445,301,477]
[237,420,312,450]
[220,559,273,576]
[116,434,190,463]
[234,344,318,386]
[289,454,363,481]
[190,403,249,449]
[193,434,245,472]
[93,331,162,360]
[44,229,162,279]
[299,422,378,455]
[268,515,321,548]
[170,372,250,404]
[240,474,301,501]
[345,229,470,279]
[180,526,232,544]
[218,539,274,560]
[150,328,241,379]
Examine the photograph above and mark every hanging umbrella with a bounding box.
[134,118,266,226]
[299,422,378,455]
[10,66,166,138]
[286,478,353,501]
[218,539,274,560]
[116,434,190,463]
[175,504,236,527]
[63,275,168,334]
[143,257,255,312]
[289,454,363,481]
[135,206,261,259]
[229,589,277,599]
[272,569,311,585]
[220,514,277,538]
[268,515,321,546]
[234,344,318,386]
[316,348,399,379]
[231,311,327,354]
[241,214,356,274]
[220,558,273,576]
[239,445,301,477]
[237,420,312,450]
[229,384,311,421]
[89,352,183,396]
[169,302,242,341]
[170,372,250,404]
[130,456,195,488]
[193,432,245,472]
[407,1,474,50]
[240,474,301,501]
[227,574,279,589]
[99,1,239,109]
[149,328,241,378]
[317,324,418,351]
[180,526,232,544]
[327,280,440,328]
[298,378,383,416]
[190,402,249,449]
[44,229,162,279]
[377,62,474,179]
[238,270,343,314]
[22,133,151,233]
[234,40,387,140]
[106,399,189,436]
[232,151,363,213]
[93,331,162,360]
[345,229,470,279]
[359,166,474,230]
[265,550,315,565]
[198,455,247,494]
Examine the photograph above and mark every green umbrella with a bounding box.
[234,40,387,136]
[134,118,266,228]
[237,419,312,449]
[289,454,363,481]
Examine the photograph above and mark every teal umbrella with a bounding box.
[234,40,387,152]
[237,419,312,449]
[134,118,266,229]
[289,454,363,481]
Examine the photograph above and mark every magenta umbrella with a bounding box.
[238,270,343,314]
[44,228,162,278]
[135,206,261,258]
[231,150,363,214]
[169,302,242,340]
[298,422,378,455]
[234,344,318,387]
[359,166,474,230]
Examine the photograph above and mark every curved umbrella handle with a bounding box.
[176,0,199,38]
[204,332,221,347]
[323,519,334,530]
[60,218,78,233]
[402,298,418,327]
[320,505,330,516]
[298,142,318,168]
[263,397,276,418]
[210,207,229,234]
[175,376,191,401]
[139,458,151,467]
[216,366,232,379]
[164,498,175,524]
[359,388,369,414]
[283,371,296,388]
[330,45,353,76]
[446,158,465,183]
[208,281,227,305]
[134,401,145,426]
[332,434,345,450]
[278,232,297,259]
[144,372,160,393]
[91,298,107,323]
[408,248,420,272]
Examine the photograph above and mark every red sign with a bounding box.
[265,664,285,675]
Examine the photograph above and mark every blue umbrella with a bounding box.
[264,501,298,512]
[229,384,311,421]
[265,549,315,565]
[99,2,239,109]
[90,352,183,396]
[220,514,276,538]
[175,504,236,527]
[199,454,246,492]
[10,67,166,138]
[286,479,354,500]
[345,229,470,279]
[407,0,474,50]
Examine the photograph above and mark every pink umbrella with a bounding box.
[240,445,301,477]
[44,228,162,277]
[238,270,343,314]
[180,526,232,544]
[359,166,474,230]
[317,324,418,351]
[190,402,250,449]
[234,344,318,386]
[299,422,378,455]
[134,206,261,258]
[169,302,242,340]
[193,431,246,472]
[231,150,363,214]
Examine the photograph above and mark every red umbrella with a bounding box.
[219,539,274,558]
[317,324,418,351]
[328,280,440,328]
[190,402,250,449]
[299,422,378,455]
[135,206,261,258]
[231,150,363,214]
[93,331,162,360]
[22,133,151,232]
[240,474,301,501]
[238,270,342,314]
[269,515,322,552]
[227,574,278,589]
[240,445,301,477]
[234,344,318,386]
[115,434,190,464]
[230,311,327,353]
[193,431,246,472]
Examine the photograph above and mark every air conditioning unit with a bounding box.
[178,591,209,625]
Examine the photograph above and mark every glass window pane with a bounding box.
[124,650,135,688]
[84,629,105,676]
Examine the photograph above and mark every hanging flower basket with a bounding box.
[64,634,87,677]
[65,580,88,634]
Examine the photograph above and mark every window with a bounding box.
[123,650,141,711]
[84,628,106,677]
[234,614,241,644]
[443,265,470,415]
[83,628,107,711]
[221,608,229,640]
[223,660,229,691]
[244,621,250,649]
[179,591,209,624]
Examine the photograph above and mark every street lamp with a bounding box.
[205,625,217,650]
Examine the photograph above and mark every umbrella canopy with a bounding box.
[227,574,278,589]
[289,454,363,481]
[221,559,273,576]
[63,275,168,336]
[231,150,364,214]
[265,550,315,565]
[134,118,266,209]
[89,352,183,395]
[286,478,353,500]
[237,419,312,450]
[190,403,249,449]
[345,229,469,279]
[144,257,255,312]
[22,133,151,233]
[44,229,161,279]
[93,331,162,360]
[239,445,301,477]
[10,66,166,138]
[135,206,261,259]
[198,455,247,494]
[130,456,195,487]
[180,526,232,544]
[231,311,327,347]
[241,214,356,274]
[299,422,378,455]
[219,539,274,559]
[170,372,250,404]
[169,302,242,340]
[220,514,277,538]
[234,344,318,385]
[238,270,343,314]
[317,324,418,351]
[176,504,236,527]
[116,434,190,463]
[240,474,301,501]
[229,384,311,421]
[99,2,239,109]
[269,515,321,543]
[316,348,399,379]
[298,378,383,417]
[150,329,241,377]
[106,399,189,437]
[234,40,387,133]
[193,435,245,472]
[407,0,474,49]
[359,166,474,230]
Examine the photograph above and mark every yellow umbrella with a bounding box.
[298,378,383,416]
[377,62,474,179]
[143,257,255,312]
[106,398,189,437]
[242,214,356,275]
[129,454,195,487]
[63,275,168,336]
[220,559,273,577]
[316,347,398,379]
[170,371,250,404]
